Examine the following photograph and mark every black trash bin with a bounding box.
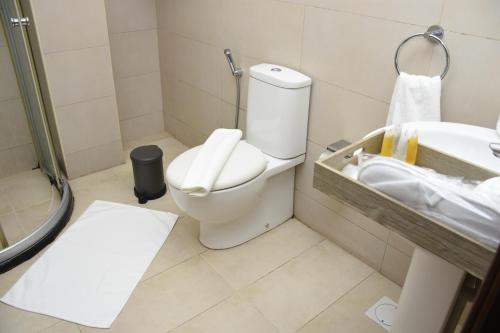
[130,145,166,204]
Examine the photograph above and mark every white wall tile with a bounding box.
[442,0,500,40]
[301,7,434,102]
[305,0,444,26]
[0,47,21,102]
[294,190,387,270]
[160,33,222,97]
[115,72,163,120]
[110,29,160,79]
[44,46,115,107]
[32,0,109,53]
[105,0,157,33]
[120,111,165,143]
[56,96,121,154]
[381,246,412,286]
[432,32,500,128]
[308,80,388,147]
[156,0,223,45]
[219,0,304,68]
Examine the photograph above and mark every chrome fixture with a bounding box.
[10,16,29,27]
[395,25,450,80]
[224,49,243,78]
[490,143,500,157]
[223,49,243,129]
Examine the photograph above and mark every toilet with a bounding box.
[166,64,312,249]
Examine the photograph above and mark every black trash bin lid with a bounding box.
[130,145,163,165]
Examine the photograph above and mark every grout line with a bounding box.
[119,109,164,122]
[0,96,23,104]
[298,3,307,70]
[239,294,281,332]
[54,94,116,110]
[312,77,392,105]
[36,320,62,333]
[114,69,161,81]
[297,270,377,331]
[109,27,158,36]
[165,292,233,332]
[166,223,324,332]
[235,235,325,292]
[301,4,428,29]
[379,243,390,272]
[43,43,108,56]
[139,248,208,284]
[295,188,389,243]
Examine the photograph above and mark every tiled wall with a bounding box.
[156,0,500,285]
[0,22,36,178]
[105,0,164,144]
[29,0,123,179]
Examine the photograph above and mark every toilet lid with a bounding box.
[166,141,267,191]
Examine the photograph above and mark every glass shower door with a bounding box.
[0,0,60,186]
[0,0,73,273]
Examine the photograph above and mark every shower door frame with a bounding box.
[0,0,73,273]
[0,0,61,188]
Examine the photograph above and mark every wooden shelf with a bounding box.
[313,131,499,279]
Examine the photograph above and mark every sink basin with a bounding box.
[364,122,499,333]
[368,122,500,172]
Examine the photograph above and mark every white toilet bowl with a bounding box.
[167,140,304,249]
[166,63,311,249]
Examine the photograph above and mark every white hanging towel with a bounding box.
[181,128,242,197]
[386,72,441,125]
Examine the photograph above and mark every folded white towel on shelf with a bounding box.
[181,128,242,197]
[358,157,500,248]
[386,72,441,125]
[474,177,500,210]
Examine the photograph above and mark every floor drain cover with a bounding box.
[365,296,398,331]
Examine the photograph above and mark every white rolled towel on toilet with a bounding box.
[386,72,441,125]
[181,128,242,197]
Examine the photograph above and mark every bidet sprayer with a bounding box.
[224,49,243,78]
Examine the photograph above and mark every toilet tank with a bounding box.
[246,64,312,159]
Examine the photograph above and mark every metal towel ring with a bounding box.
[394,25,450,80]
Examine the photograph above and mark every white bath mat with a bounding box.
[365,296,398,331]
[1,200,178,328]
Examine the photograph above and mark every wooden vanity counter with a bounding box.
[313,131,499,279]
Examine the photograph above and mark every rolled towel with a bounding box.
[386,72,441,125]
[181,128,242,197]
[474,177,500,212]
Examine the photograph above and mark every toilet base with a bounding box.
[199,168,295,249]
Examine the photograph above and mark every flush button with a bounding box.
[270,67,282,72]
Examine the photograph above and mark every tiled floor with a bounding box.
[0,132,401,333]
[0,169,60,248]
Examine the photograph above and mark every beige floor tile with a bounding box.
[298,272,401,333]
[171,294,278,333]
[3,170,54,210]
[0,213,26,245]
[0,302,59,333]
[80,256,233,333]
[141,216,206,281]
[380,246,412,287]
[0,189,13,216]
[0,248,47,295]
[240,240,373,333]
[201,219,324,289]
[39,321,81,333]
[16,198,60,235]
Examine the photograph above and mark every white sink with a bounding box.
[369,122,500,172]
[367,122,500,333]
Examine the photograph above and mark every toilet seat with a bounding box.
[166,141,267,192]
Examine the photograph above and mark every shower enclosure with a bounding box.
[0,0,73,272]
